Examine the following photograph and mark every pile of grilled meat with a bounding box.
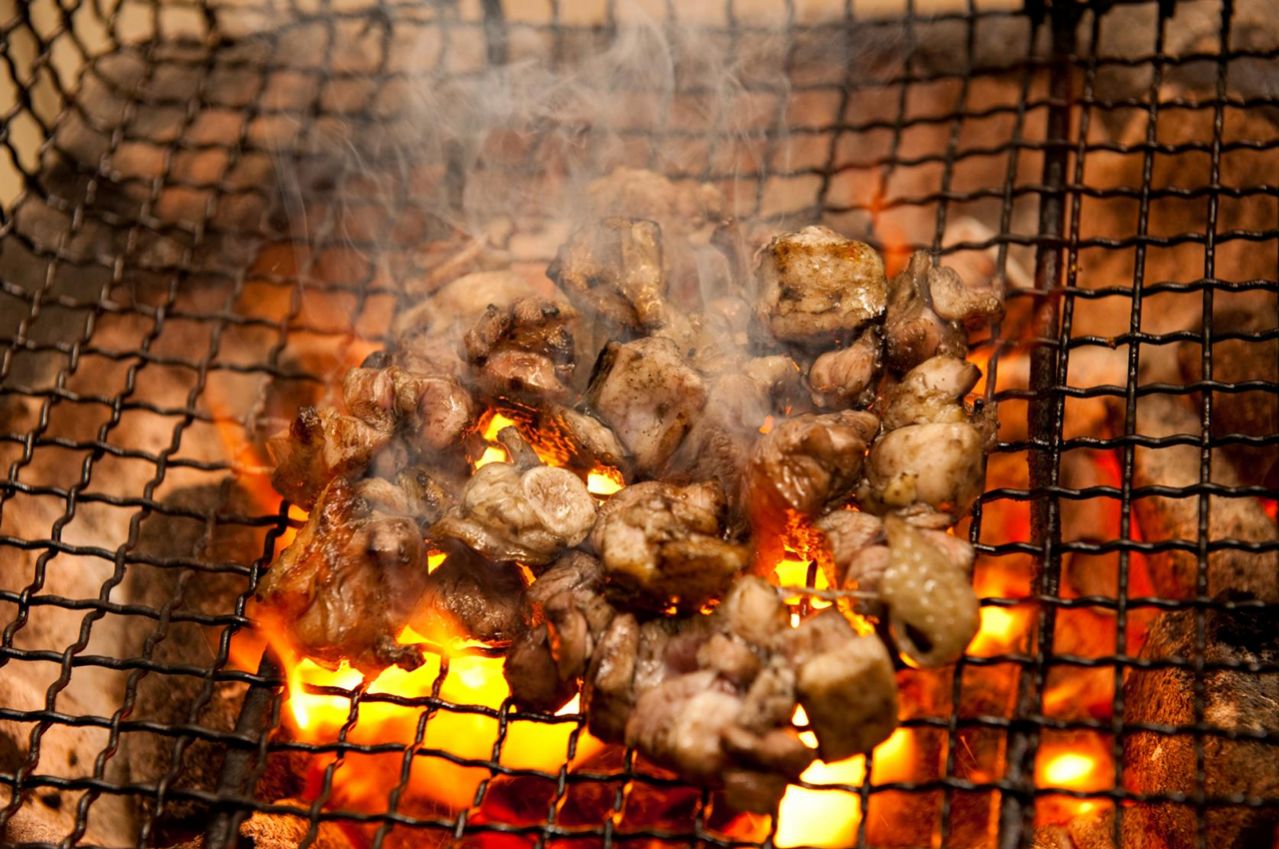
[256,168,1004,812]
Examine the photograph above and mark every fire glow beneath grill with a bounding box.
[212,354,1120,841]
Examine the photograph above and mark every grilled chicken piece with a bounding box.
[780,609,898,760]
[587,167,725,238]
[589,481,749,613]
[341,365,477,457]
[861,356,994,522]
[880,355,981,430]
[504,555,616,713]
[663,354,802,526]
[548,217,669,332]
[746,410,880,567]
[626,669,744,781]
[814,509,888,593]
[255,477,428,676]
[808,327,883,409]
[879,516,980,667]
[883,251,1002,374]
[411,544,530,645]
[586,336,708,475]
[755,226,887,347]
[463,296,579,404]
[432,444,597,566]
[267,407,393,509]
[541,405,631,475]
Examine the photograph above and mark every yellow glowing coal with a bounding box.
[274,624,603,811]
[1039,751,1097,789]
[587,465,625,496]
[776,711,916,848]
[967,604,1028,656]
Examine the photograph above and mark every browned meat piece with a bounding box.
[883,252,970,373]
[582,612,643,742]
[589,481,748,613]
[781,609,898,760]
[341,364,477,457]
[411,544,530,645]
[255,477,427,676]
[755,226,887,347]
[880,355,982,430]
[713,575,791,648]
[542,405,631,475]
[663,354,802,525]
[548,217,669,331]
[504,553,615,713]
[878,516,980,667]
[861,422,987,521]
[625,669,744,781]
[586,336,708,475]
[432,455,597,566]
[267,406,393,509]
[463,296,579,403]
[814,509,887,593]
[746,410,880,566]
[587,167,725,237]
[808,327,883,409]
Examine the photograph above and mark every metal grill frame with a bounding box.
[0,1,1276,848]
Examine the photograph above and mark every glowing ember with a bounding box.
[587,465,625,496]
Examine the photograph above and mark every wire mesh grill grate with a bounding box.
[0,1,1276,848]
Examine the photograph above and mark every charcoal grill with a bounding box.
[1,0,1277,847]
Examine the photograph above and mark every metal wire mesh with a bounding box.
[0,1,1276,848]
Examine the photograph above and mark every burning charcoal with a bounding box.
[808,326,883,409]
[878,516,980,668]
[1125,392,1278,602]
[588,480,749,614]
[754,225,887,347]
[267,406,392,509]
[746,410,880,557]
[586,336,708,475]
[1060,449,1123,599]
[1176,304,1279,489]
[548,217,669,332]
[411,544,530,645]
[884,251,977,373]
[463,296,579,404]
[782,609,898,760]
[1123,595,1279,849]
[431,454,597,567]
[255,476,429,676]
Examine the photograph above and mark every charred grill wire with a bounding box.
[0,2,1276,849]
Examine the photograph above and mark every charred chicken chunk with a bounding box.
[587,336,708,475]
[746,411,880,560]
[880,355,981,430]
[755,226,887,346]
[463,296,579,403]
[808,327,883,409]
[256,477,427,676]
[879,516,980,667]
[814,509,888,595]
[343,365,476,457]
[548,217,669,331]
[268,407,393,509]
[782,609,898,761]
[432,439,597,566]
[587,167,725,238]
[883,251,1002,373]
[589,481,749,613]
[411,544,530,645]
[503,552,614,713]
[862,421,985,520]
